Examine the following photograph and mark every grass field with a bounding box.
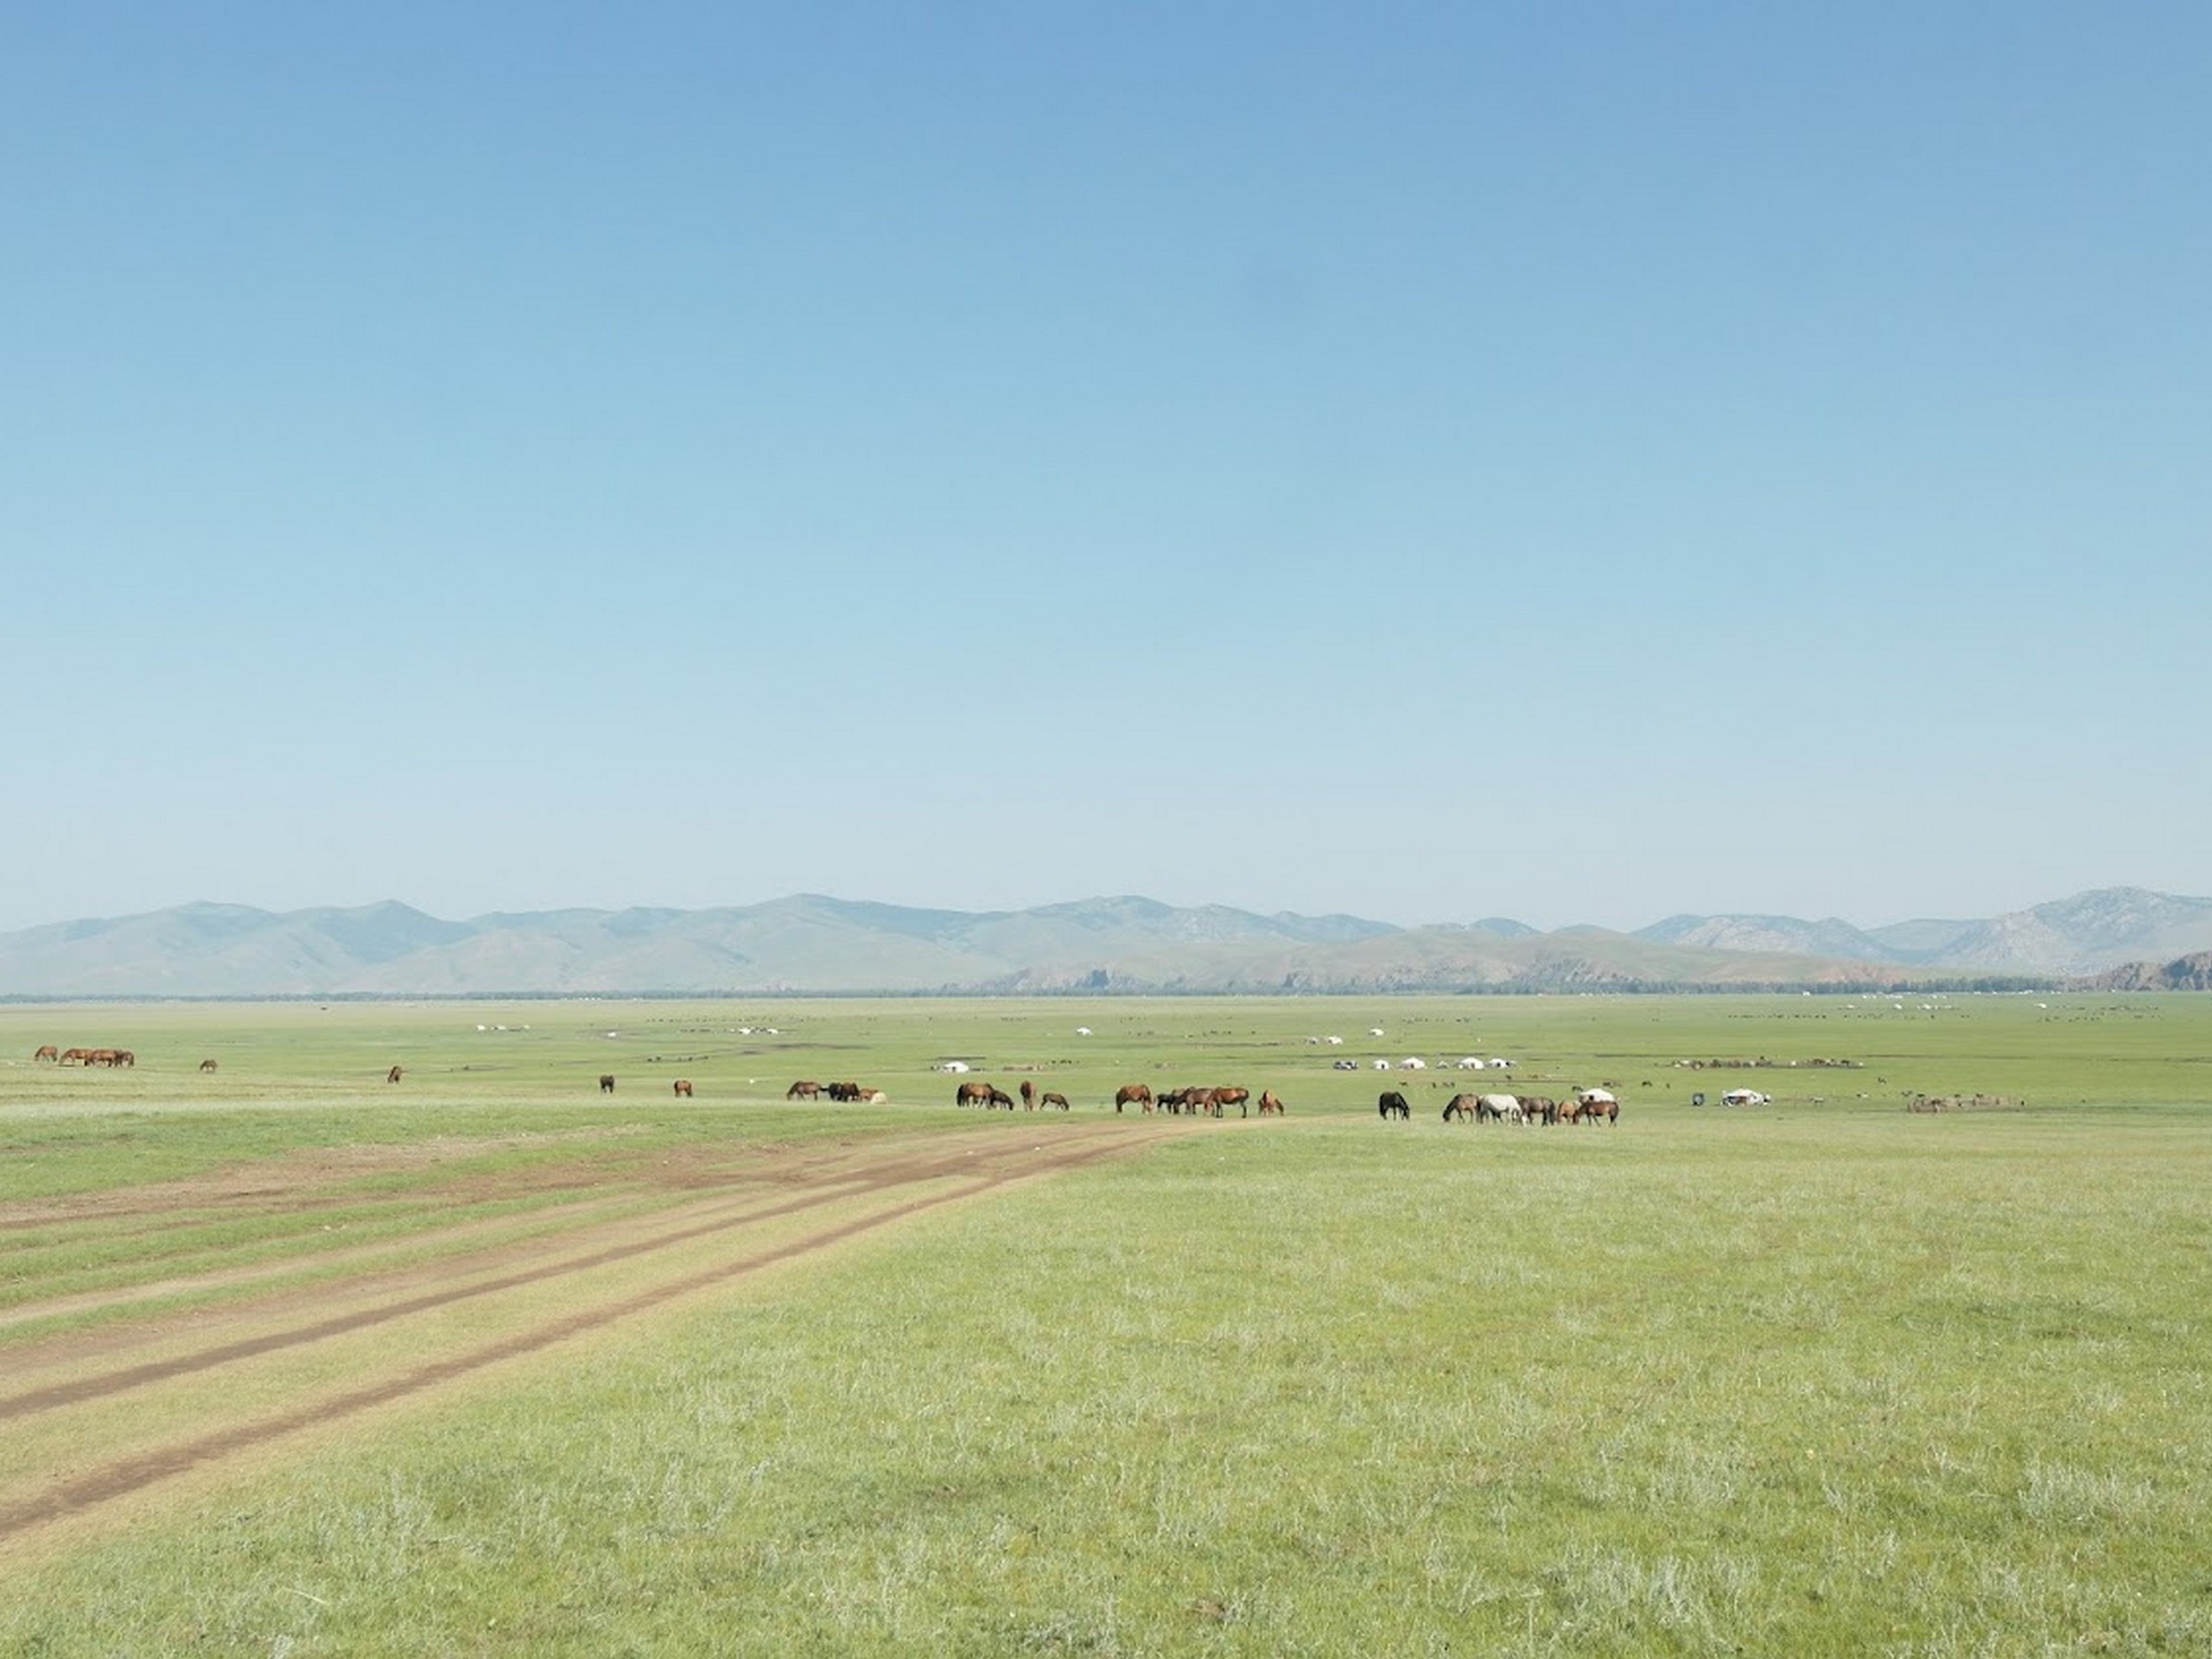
[3,994,2209,1655]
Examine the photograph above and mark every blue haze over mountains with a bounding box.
[2,889,2209,997]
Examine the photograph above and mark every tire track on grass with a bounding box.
[0,1123,1178,1544]
[0,1134,1012,1338]
[0,1134,1124,1420]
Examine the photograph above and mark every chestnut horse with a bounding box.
[672,1078,694,1097]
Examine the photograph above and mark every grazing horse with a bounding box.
[826,1081,863,1102]
[33,1045,58,1063]
[1568,1089,1618,1125]
[986,1086,1016,1109]
[956,1081,994,1107]
[199,1058,219,1073]
[112,1050,135,1068]
[58,1048,93,1065]
[1155,1087,1189,1114]
[387,1065,404,1084]
[87,1049,121,1067]
[600,1073,616,1094]
[1478,1094,1526,1123]
[1256,1090,1285,1116]
[672,1079,694,1097]
[786,1080,822,1100]
[1519,1095,1560,1125]
[1114,1084,1153,1114]
[1020,1079,1035,1109]
[1377,1090,1411,1120]
[1039,1090,1071,1110]
[1442,1092,1478,1122]
[1211,1086,1251,1118]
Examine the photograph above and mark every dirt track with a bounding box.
[0,1120,1188,1552]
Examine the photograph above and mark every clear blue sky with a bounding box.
[7,3,2206,934]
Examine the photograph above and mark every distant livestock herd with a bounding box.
[786,1079,891,1103]
[944,1079,1282,1115]
[32,1046,135,1066]
[22,1046,1645,1127]
[1413,1087,1619,1124]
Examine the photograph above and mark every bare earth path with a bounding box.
[0,1120,1189,1553]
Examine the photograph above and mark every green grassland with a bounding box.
[4,994,2211,1655]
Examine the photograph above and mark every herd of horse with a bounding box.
[1111,1083,1284,1116]
[25,1046,1611,1127]
[940,1079,1284,1116]
[31,1046,135,1067]
[785,1079,891,1103]
[1416,1088,1619,1125]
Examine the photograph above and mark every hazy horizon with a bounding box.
[10,7,2205,938]
[7,880,2205,944]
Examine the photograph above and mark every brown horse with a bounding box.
[1020,1079,1035,1109]
[111,1050,135,1067]
[786,1080,821,1100]
[1114,1084,1153,1114]
[672,1078,694,1097]
[199,1058,219,1073]
[1443,1092,1478,1122]
[1569,1090,1619,1126]
[987,1086,1015,1109]
[87,1049,121,1067]
[1256,1090,1285,1116]
[1039,1090,1071,1110]
[387,1065,404,1084]
[58,1048,93,1065]
[1211,1086,1250,1117]
[33,1045,58,1063]
[600,1074,616,1093]
[956,1081,994,1107]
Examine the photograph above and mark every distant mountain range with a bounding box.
[3,887,2209,998]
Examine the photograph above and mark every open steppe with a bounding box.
[3,994,2209,1654]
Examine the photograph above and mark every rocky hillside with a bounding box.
[2087,951,2212,992]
